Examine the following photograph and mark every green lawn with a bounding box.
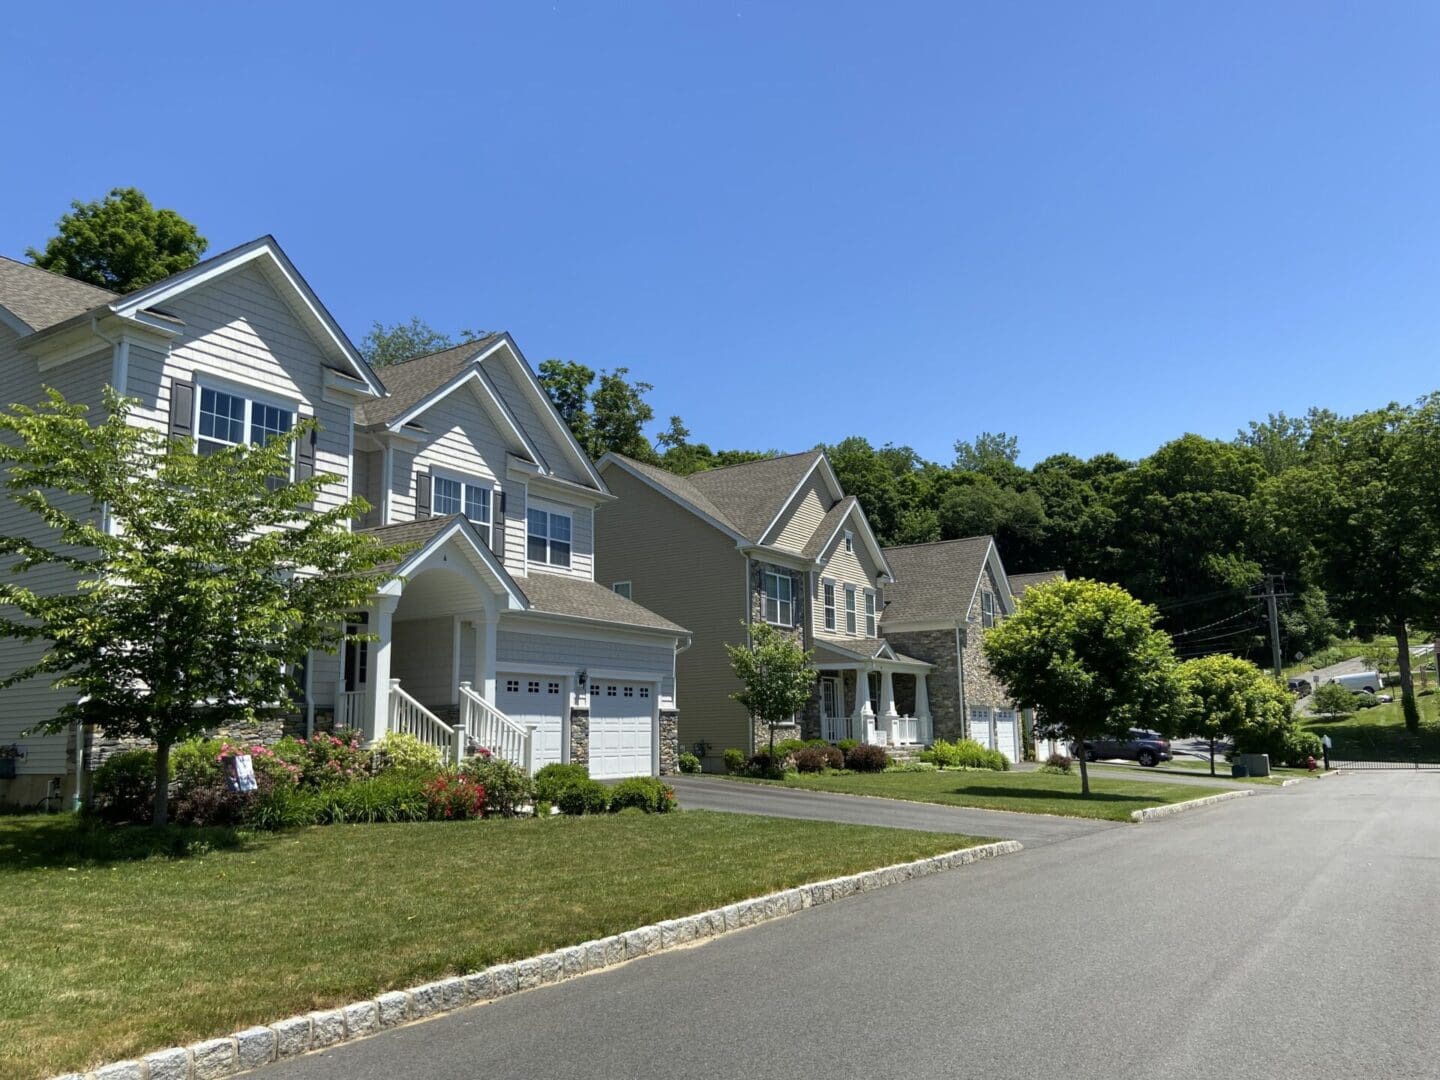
[1302,691,1440,760]
[1117,759,1295,784]
[721,769,1228,821]
[0,812,981,1080]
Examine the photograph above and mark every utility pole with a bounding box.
[1257,574,1289,680]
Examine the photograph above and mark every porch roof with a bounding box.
[518,573,689,635]
[812,635,932,671]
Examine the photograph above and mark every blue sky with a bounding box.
[4,2,1438,465]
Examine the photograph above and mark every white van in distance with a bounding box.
[1328,670,1382,694]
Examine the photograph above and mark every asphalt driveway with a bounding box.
[667,773,1121,847]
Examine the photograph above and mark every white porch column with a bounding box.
[365,595,400,745]
[915,673,933,745]
[880,669,897,718]
[450,615,462,705]
[470,613,497,702]
[850,667,866,742]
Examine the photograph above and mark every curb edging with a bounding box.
[1130,789,1253,821]
[56,839,1022,1080]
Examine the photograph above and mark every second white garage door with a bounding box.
[496,675,565,769]
[993,709,1019,764]
[589,681,656,779]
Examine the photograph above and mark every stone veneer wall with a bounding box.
[748,559,809,752]
[659,711,679,775]
[569,710,590,767]
[883,628,964,742]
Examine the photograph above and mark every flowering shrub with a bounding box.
[217,741,304,788]
[425,773,487,820]
[293,731,370,788]
[459,756,533,817]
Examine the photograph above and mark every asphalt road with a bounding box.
[667,774,1119,847]
[259,773,1440,1080]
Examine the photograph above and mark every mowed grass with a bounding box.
[721,769,1228,821]
[1302,691,1440,760]
[1109,759,1292,784]
[0,812,979,1079]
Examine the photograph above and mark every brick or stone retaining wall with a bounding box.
[55,839,1022,1080]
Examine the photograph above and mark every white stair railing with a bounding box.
[335,688,368,734]
[459,682,536,775]
[387,680,464,765]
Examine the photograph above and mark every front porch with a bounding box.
[811,646,934,748]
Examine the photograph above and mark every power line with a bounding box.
[1172,606,1264,638]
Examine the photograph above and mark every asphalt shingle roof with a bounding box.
[609,454,739,532]
[354,336,502,428]
[0,256,118,332]
[1008,570,1067,597]
[685,450,824,542]
[814,633,888,659]
[800,496,858,560]
[358,515,458,572]
[881,536,995,626]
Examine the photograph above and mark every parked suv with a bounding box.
[1073,729,1172,767]
[1287,677,1312,697]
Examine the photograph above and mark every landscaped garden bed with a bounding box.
[0,810,983,1079]
[719,767,1231,821]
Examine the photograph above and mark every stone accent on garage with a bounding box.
[883,628,964,742]
[568,709,590,768]
[659,711,679,775]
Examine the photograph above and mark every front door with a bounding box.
[339,614,369,731]
[820,677,843,742]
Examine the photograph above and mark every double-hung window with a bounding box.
[845,585,857,634]
[864,590,877,636]
[198,386,294,462]
[527,507,572,567]
[762,569,793,627]
[981,590,995,629]
[823,581,836,632]
[433,475,493,545]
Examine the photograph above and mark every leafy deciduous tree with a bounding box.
[27,187,207,293]
[1179,654,1291,775]
[725,621,818,756]
[358,318,486,367]
[0,391,407,824]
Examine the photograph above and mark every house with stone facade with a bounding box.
[881,536,1030,762]
[594,450,935,770]
[0,239,688,809]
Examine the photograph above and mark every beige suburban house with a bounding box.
[0,239,687,809]
[595,450,935,769]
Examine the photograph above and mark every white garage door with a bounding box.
[496,675,565,768]
[994,709,1019,763]
[589,681,655,779]
[969,707,993,749]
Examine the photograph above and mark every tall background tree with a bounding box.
[27,187,207,292]
[358,318,487,367]
[0,391,405,825]
[983,578,1188,795]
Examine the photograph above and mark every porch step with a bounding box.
[887,745,929,762]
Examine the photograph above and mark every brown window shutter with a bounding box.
[169,379,194,442]
[492,489,506,557]
[415,468,431,517]
[296,425,316,481]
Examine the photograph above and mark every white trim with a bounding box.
[525,500,574,569]
[108,237,385,397]
[381,517,527,611]
[757,454,825,544]
[430,468,495,546]
[761,567,795,627]
[822,578,837,633]
[0,303,31,336]
[192,376,304,475]
[384,364,543,471]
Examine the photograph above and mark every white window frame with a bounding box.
[613,581,632,600]
[194,380,299,476]
[823,580,836,632]
[864,589,876,636]
[844,530,854,553]
[981,590,995,629]
[431,471,493,545]
[845,585,857,635]
[527,506,573,568]
[762,569,794,627]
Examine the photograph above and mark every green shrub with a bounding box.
[557,778,610,815]
[243,773,432,828]
[460,756,533,816]
[722,748,745,774]
[294,731,370,787]
[1281,728,1324,768]
[923,738,1009,771]
[744,751,793,779]
[424,773,487,820]
[374,732,443,775]
[886,760,939,773]
[608,777,677,813]
[844,744,890,772]
[170,739,222,793]
[1039,752,1074,775]
[91,749,156,824]
[794,746,844,772]
[534,763,590,804]
[835,738,858,754]
[677,752,702,774]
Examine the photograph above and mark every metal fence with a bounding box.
[1327,741,1440,770]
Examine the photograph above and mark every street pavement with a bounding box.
[667,774,1119,847]
[257,773,1440,1080]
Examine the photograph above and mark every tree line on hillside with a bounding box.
[24,190,1440,730]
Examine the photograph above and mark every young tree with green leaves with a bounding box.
[0,391,407,825]
[1311,682,1357,724]
[725,621,817,756]
[983,578,1188,795]
[27,187,207,292]
[1180,654,1292,775]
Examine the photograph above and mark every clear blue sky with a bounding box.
[5,2,1438,465]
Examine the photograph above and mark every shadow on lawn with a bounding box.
[945,784,1161,805]
[0,814,252,870]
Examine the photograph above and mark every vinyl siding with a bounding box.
[767,474,830,553]
[815,517,882,637]
[482,352,588,487]
[595,464,749,761]
[0,334,112,778]
[496,628,675,704]
[524,494,593,581]
[392,616,457,711]
[123,262,354,517]
[354,449,382,529]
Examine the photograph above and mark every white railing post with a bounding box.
[452,721,466,767]
[523,725,536,776]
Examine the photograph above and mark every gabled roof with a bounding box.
[354,337,501,428]
[600,453,746,539]
[0,255,119,333]
[881,536,999,626]
[361,513,526,610]
[1009,570,1067,598]
[685,450,826,542]
[518,573,688,634]
[801,497,858,561]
